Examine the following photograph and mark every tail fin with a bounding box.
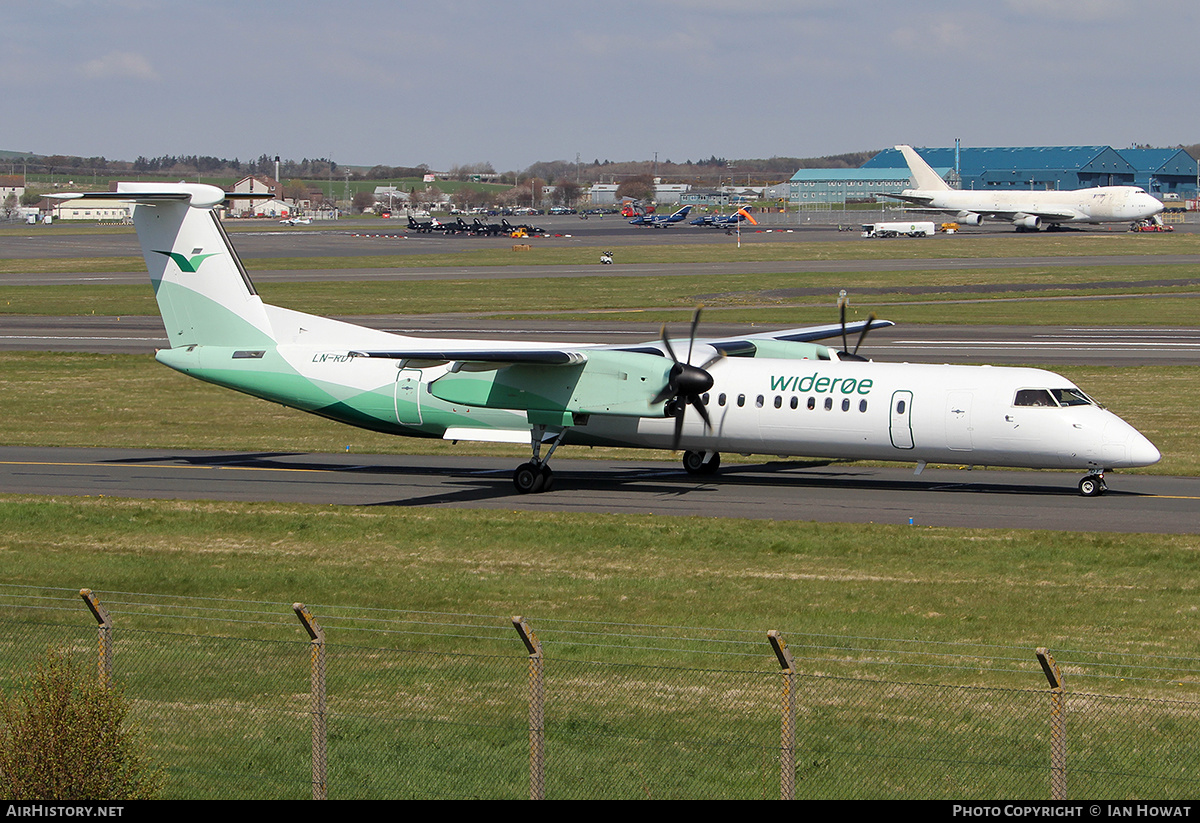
[895,145,951,192]
[67,183,276,348]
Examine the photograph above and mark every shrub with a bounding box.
[0,649,163,800]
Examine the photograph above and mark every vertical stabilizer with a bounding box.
[895,145,951,192]
[116,182,276,348]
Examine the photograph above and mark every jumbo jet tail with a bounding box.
[895,145,951,192]
[57,183,276,349]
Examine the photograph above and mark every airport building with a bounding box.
[1117,148,1199,198]
[786,169,914,205]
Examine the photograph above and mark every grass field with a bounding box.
[1,225,1198,797]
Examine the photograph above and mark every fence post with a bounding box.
[294,603,327,800]
[1036,647,1066,800]
[768,630,796,800]
[78,589,112,688]
[512,616,544,800]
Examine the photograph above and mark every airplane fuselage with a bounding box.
[906,186,1164,225]
[157,339,1159,474]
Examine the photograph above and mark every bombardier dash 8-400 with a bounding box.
[879,145,1164,231]
[56,183,1160,496]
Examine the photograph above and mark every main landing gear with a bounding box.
[513,426,567,494]
[1078,472,1108,497]
[682,450,721,476]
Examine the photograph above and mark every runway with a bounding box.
[2,314,1198,366]
[1,447,1195,534]
[3,221,1195,532]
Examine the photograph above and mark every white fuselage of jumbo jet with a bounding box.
[901,185,1164,227]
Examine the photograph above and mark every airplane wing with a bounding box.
[875,192,936,205]
[348,319,895,365]
[350,348,587,366]
[978,207,1082,222]
[724,319,894,344]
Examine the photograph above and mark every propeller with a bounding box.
[652,308,719,449]
[837,290,876,362]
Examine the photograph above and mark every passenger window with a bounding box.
[841,398,850,412]
[756,395,764,408]
[774,396,782,409]
[790,396,798,410]
[1014,389,1056,407]
[807,397,815,410]
[859,399,868,413]
[737,394,745,407]
[718,393,726,406]
[896,399,906,414]
[824,397,833,411]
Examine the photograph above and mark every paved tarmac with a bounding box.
[1,447,1195,534]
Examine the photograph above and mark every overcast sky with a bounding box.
[6,1,1197,173]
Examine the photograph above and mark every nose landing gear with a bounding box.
[1078,472,1107,497]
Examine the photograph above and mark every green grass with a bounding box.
[3,498,1200,798]
[1,261,1197,328]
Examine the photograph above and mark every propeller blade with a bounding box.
[659,324,679,365]
[839,301,848,353]
[852,312,877,356]
[686,306,703,364]
[656,307,716,450]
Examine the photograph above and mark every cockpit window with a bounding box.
[1014,388,1096,408]
[1051,388,1093,407]
[1014,389,1056,407]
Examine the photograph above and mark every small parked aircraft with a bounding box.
[55,183,1160,496]
[629,205,692,227]
[690,208,757,228]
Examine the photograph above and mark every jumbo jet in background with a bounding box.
[879,145,1164,230]
[56,183,1159,496]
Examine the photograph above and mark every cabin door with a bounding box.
[889,390,914,450]
[395,368,424,426]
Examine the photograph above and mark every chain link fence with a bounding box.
[2,584,1199,799]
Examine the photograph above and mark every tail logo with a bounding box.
[153,249,218,273]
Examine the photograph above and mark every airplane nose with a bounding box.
[1127,432,1161,468]
[1102,418,1161,468]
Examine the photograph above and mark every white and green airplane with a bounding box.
[59,182,1160,496]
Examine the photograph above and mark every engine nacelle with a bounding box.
[1013,214,1041,230]
[955,211,983,226]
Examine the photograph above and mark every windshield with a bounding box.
[1014,388,1096,408]
[1051,388,1094,407]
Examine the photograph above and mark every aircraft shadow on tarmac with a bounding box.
[365,461,1124,509]
[96,452,1138,507]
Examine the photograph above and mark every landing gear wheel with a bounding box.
[513,462,544,494]
[539,464,554,493]
[682,450,720,476]
[1078,474,1106,497]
